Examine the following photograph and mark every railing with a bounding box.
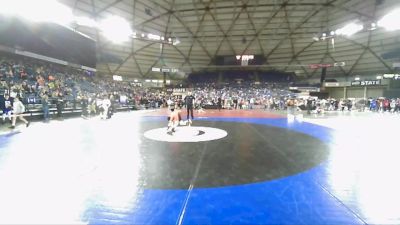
[22,103,137,119]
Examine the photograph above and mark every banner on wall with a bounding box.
[324,82,340,87]
[351,80,381,86]
[289,86,320,92]
[166,88,186,93]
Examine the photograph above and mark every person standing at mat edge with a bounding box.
[217,97,222,111]
[10,96,29,129]
[184,91,195,124]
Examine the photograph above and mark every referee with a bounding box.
[184,91,195,122]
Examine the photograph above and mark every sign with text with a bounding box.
[324,82,339,87]
[289,86,320,92]
[351,80,381,86]
[383,74,400,79]
[112,75,122,81]
[309,63,333,69]
[166,88,186,93]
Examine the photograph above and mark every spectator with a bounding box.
[1,94,13,124]
[80,94,89,119]
[100,95,111,120]
[10,96,29,129]
[40,91,50,122]
[56,91,64,119]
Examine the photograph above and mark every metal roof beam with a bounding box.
[283,41,316,71]
[210,0,245,57]
[145,0,214,59]
[134,12,170,28]
[241,0,265,55]
[111,42,156,74]
[265,0,339,59]
[94,0,123,16]
[282,3,310,76]
[164,2,368,14]
[239,0,289,56]
[345,1,379,76]
[187,0,212,62]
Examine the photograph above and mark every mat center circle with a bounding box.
[144,126,228,142]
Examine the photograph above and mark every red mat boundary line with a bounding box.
[142,109,286,119]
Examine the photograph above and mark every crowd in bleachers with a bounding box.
[285,97,400,115]
[0,54,139,102]
[166,87,400,115]
[187,82,291,110]
[0,53,296,119]
[2,53,400,128]
[0,54,150,125]
[366,98,400,112]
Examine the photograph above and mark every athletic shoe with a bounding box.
[9,125,15,129]
[26,122,30,127]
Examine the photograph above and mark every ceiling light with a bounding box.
[336,22,364,36]
[173,38,180,45]
[75,17,97,27]
[0,0,74,26]
[0,0,18,15]
[148,34,161,40]
[378,8,400,31]
[368,22,377,31]
[99,16,132,43]
[42,1,74,26]
[333,62,346,67]
[354,77,360,81]
[330,31,335,35]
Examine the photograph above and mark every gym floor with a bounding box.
[0,109,399,225]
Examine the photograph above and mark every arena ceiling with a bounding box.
[60,0,400,79]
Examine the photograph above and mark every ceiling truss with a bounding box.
[61,0,399,79]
